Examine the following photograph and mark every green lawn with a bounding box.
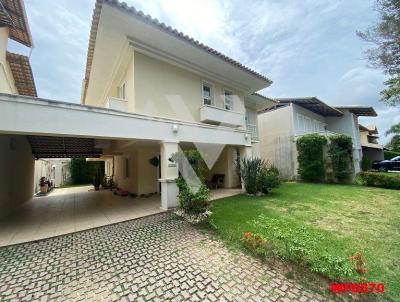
[209,182,400,301]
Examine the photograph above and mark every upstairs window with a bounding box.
[202,82,213,105]
[224,90,233,110]
[118,83,126,99]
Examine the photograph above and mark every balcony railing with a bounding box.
[105,97,128,112]
[200,105,244,127]
[246,123,258,141]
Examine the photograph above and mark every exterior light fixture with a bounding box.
[245,133,250,140]
[172,123,179,133]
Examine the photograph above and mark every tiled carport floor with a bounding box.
[0,186,242,247]
[0,186,163,247]
[0,212,328,301]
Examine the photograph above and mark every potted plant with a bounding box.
[39,177,48,193]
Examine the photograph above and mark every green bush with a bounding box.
[176,177,211,214]
[171,149,206,181]
[70,158,103,185]
[328,134,353,182]
[296,134,328,182]
[384,150,400,160]
[357,172,400,190]
[361,157,373,171]
[240,157,266,194]
[257,166,281,194]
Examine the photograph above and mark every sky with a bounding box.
[9,0,400,144]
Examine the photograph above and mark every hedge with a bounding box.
[328,134,353,182]
[296,134,327,182]
[357,172,400,190]
[384,150,400,160]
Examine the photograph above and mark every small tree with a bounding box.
[328,134,353,183]
[357,0,400,106]
[296,134,328,182]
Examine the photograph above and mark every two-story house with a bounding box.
[258,97,377,179]
[359,124,384,161]
[0,0,273,218]
[79,0,275,208]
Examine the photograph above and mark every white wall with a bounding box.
[258,105,296,179]
[0,135,34,219]
[292,104,327,136]
[327,110,362,174]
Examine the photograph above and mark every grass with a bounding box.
[209,182,400,301]
[58,183,92,188]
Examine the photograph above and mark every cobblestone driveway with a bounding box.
[0,213,329,301]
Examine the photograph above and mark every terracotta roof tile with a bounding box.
[6,51,37,97]
[0,0,33,47]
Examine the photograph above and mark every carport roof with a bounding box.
[274,97,344,117]
[28,136,103,159]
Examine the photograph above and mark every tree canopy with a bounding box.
[358,0,400,106]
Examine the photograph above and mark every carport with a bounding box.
[0,93,246,246]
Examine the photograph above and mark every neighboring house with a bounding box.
[33,159,71,193]
[359,124,384,162]
[0,0,38,218]
[258,98,377,179]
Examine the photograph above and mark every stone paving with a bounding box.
[0,212,330,301]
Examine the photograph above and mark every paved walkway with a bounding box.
[0,212,329,301]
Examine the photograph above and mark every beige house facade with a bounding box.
[0,0,273,217]
[79,0,274,208]
[359,124,384,162]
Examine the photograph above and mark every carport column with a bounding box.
[159,141,179,210]
[239,145,254,191]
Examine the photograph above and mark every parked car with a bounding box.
[372,156,400,172]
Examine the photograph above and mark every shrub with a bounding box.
[70,158,103,184]
[171,149,206,181]
[240,157,266,194]
[361,157,373,171]
[357,172,400,190]
[257,166,281,194]
[296,134,328,182]
[384,150,400,160]
[176,177,211,215]
[328,134,353,183]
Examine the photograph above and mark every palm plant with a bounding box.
[385,123,400,151]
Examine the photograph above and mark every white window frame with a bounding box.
[223,89,234,110]
[118,82,126,100]
[202,81,214,106]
